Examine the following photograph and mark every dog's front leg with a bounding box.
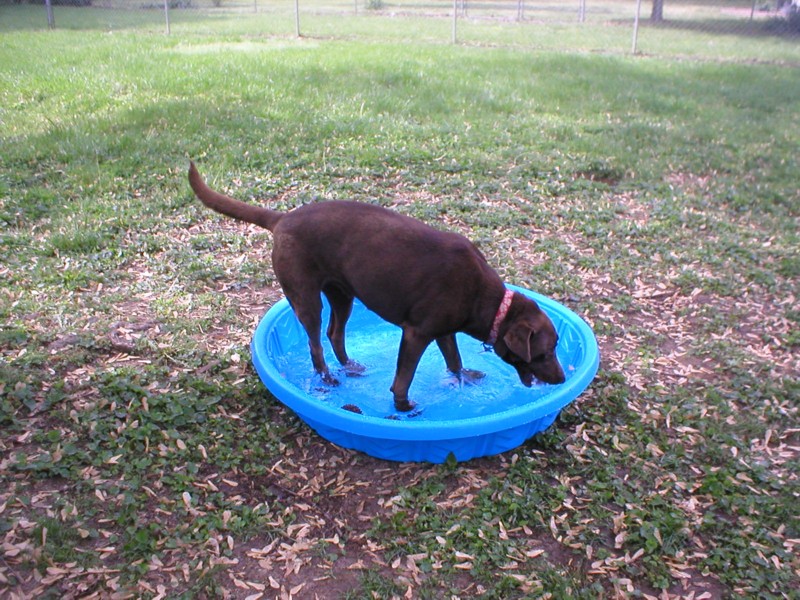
[436,335,463,374]
[391,328,432,412]
[436,334,486,385]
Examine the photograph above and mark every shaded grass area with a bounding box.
[1,19,799,600]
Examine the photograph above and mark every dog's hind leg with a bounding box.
[323,285,365,376]
[288,290,339,386]
[436,334,485,384]
[274,245,342,385]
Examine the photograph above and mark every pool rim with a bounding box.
[250,285,599,442]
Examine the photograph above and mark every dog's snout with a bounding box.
[536,359,565,385]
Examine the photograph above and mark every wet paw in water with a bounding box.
[444,368,486,389]
[311,372,337,393]
[318,371,340,386]
[460,368,486,384]
[341,404,363,414]
[385,407,424,420]
[344,360,367,377]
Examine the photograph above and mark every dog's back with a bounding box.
[269,199,494,326]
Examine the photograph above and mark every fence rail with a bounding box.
[3,0,799,61]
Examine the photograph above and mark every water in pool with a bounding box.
[268,299,578,422]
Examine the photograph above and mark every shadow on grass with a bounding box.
[2,35,799,235]
[640,16,800,39]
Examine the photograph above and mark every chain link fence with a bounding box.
[3,0,799,60]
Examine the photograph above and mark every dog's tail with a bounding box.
[188,161,281,231]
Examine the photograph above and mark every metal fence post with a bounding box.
[164,0,171,35]
[45,0,55,29]
[452,0,458,43]
[632,0,643,54]
[295,0,301,37]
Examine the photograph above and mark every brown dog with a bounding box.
[189,162,565,411]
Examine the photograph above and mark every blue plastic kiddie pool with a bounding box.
[251,285,599,463]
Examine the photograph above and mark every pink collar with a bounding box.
[487,289,514,346]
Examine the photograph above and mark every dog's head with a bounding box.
[494,299,565,387]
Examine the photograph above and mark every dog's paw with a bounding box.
[445,368,486,388]
[320,372,340,386]
[393,397,416,412]
[385,407,424,419]
[460,368,486,384]
[344,360,366,377]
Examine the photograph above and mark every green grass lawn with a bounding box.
[1,5,798,599]
[5,0,800,61]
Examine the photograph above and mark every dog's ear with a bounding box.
[503,322,534,363]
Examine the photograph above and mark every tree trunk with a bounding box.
[651,0,664,22]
